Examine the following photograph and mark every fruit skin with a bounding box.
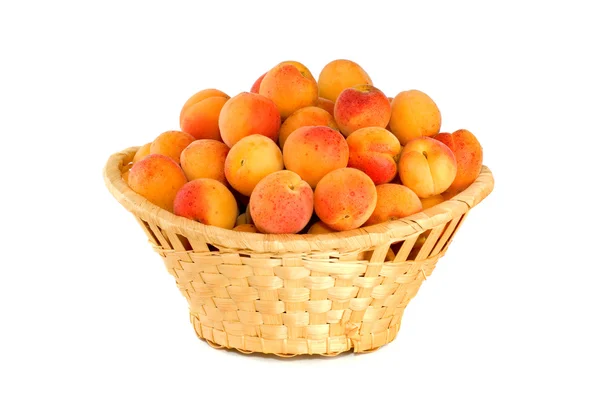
[314,167,377,231]
[420,194,445,210]
[307,221,336,234]
[128,154,188,212]
[278,106,338,148]
[389,89,441,145]
[279,60,316,81]
[432,129,483,195]
[259,62,318,119]
[149,130,195,164]
[398,136,457,198]
[179,88,229,126]
[316,97,335,116]
[180,139,229,185]
[173,178,238,229]
[346,127,401,185]
[248,170,314,234]
[133,142,151,163]
[233,223,258,233]
[218,92,281,148]
[364,184,422,226]
[317,59,373,102]
[283,126,349,188]
[334,84,391,137]
[236,211,253,226]
[224,134,284,196]
[250,73,266,93]
[180,96,229,141]
[409,230,432,260]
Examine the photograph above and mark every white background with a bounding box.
[1,1,599,400]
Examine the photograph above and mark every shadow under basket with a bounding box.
[104,147,494,357]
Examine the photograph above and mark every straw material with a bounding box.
[104,146,494,356]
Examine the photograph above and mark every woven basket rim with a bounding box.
[103,146,494,253]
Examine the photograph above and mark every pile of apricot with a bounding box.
[124,59,483,235]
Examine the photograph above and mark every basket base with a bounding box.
[190,311,402,357]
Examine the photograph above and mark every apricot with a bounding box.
[420,194,445,210]
[409,230,432,260]
[133,142,151,164]
[389,90,441,145]
[149,130,195,165]
[364,184,422,226]
[280,60,316,81]
[218,92,281,148]
[224,134,283,196]
[278,106,338,148]
[259,62,318,119]
[334,84,391,136]
[233,224,258,233]
[128,154,187,212]
[250,73,266,93]
[307,221,336,234]
[236,211,253,226]
[398,137,457,198]
[314,168,377,231]
[179,88,229,126]
[433,129,483,194]
[347,127,401,185]
[316,97,335,116]
[317,59,373,102]
[248,170,314,234]
[283,126,349,188]
[173,178,238,229]
[180,96,228,141]
[180,139,229,185]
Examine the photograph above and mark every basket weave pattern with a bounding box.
[104,147,494,357]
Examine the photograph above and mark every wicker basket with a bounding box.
[104,146,494,357]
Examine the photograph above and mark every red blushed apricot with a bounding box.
[280,60,316,81]
[347,127,401,185]
[128,154,188,212]
[259,62,319,119]
[433,129,483,194]
[334,84,391,136]
[179,89,229,126]
[279,106,339,148]
[218,92,281,148]
[317,59,373,102]
[283,126,349,188]
[180,139,229,184]
[314,168,377,231]
[364,184,422,226]
[250,72,266,93]
[173,178,238,229]
[248,170,314,234]
[180,96,229,141]
[150,130,195,164]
